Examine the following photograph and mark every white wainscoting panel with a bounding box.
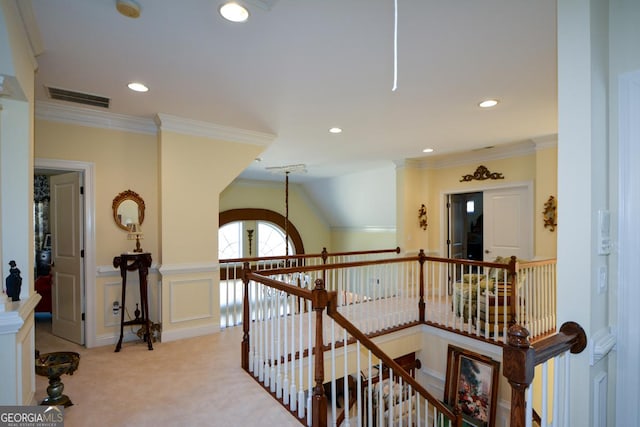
[169,277,214,323]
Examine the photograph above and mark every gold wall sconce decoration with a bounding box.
[418,204,428,230]
[543,196,557,231]
[460,165,505,182]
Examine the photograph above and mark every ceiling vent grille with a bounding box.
[46,86,110,108]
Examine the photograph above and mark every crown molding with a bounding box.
[417,140,538,170]
[532,133,558,150]
[16,0,44,57]
[155,113,276,146]
[35,101,157,135]
[393,159,422,170]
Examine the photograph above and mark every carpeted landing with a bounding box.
[35,315,302,427]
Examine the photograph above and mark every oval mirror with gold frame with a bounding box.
[112,189,145,231]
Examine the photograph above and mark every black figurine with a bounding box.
[5,260,22,301]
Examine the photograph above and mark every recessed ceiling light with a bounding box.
[478,99,499,108]
[219,2,249,22]
[128,82,149,92]
[116,0,141,19]
[422,148,434,153]
[329,127,342,134]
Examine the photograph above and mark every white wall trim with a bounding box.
[161,322,220,343]
[616,69,640,426]
[158,262,219,275]
[34,158,97,348]
[94,330,139,348]
[0,292,40,334]
[532,134,558,150]
[155,113,275,146]
[0,308,24,334]
[35,101,157,135]
[96,263,161,277]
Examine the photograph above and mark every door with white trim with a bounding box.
[50,172,85,345]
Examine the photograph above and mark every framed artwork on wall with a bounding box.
[444,345,500,427]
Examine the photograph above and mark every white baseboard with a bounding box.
[94,330,139,348]
[161,322,220,343]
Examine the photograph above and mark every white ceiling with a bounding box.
[25,0,558,184]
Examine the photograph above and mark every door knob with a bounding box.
[485,250,491,254]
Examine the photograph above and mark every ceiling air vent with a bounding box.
[46,86,110,108]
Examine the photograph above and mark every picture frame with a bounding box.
[444,345,500,427]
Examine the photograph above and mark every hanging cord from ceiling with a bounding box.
[392,0,398,91]
[266,164,306,259]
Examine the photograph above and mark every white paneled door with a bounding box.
[50,172,85,345]
[483,186,533,261]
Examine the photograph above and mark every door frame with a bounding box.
[35,158,96,348]
[440,181,534,258]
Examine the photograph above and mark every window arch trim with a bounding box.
[219,208,305,254]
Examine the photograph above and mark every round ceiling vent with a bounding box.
[116,0,141,19]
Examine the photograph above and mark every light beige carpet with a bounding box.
[35,316,302,427]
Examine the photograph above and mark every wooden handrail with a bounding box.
[246,271,314,299]
[243,255,420,278]
[502,322,587,427]
[321,246,401,261]
[221,246,401,264]
[325,284,462,426]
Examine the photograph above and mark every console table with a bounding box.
[113,252,153,352]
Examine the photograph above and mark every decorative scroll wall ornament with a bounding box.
[460,165,505,182]
[418,204,428,230]
[543,196,557,231]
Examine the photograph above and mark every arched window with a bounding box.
[218,208,305,259]
[218,222,242,259]
[257,221,292,257]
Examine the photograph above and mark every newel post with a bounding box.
[503,324,535,427]
[241,261,251,371]
[418,249,427,323]
[311,278,328,427]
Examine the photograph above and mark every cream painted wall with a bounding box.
[220,179,331,254]
[329,228,397,252]
[34,119,160,340]
[35,120,159,264]
[396,162,427,255]
[158,130,264,264]
[534,146,558,258]
[155,125,266,341]
[398,151,558,259]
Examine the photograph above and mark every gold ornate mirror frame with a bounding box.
[112,189,145,231]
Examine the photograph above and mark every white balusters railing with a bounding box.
[239,252,563,426]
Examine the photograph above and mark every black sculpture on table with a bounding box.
[5,260,22,301]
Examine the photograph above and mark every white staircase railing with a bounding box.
[238,250,579,427]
